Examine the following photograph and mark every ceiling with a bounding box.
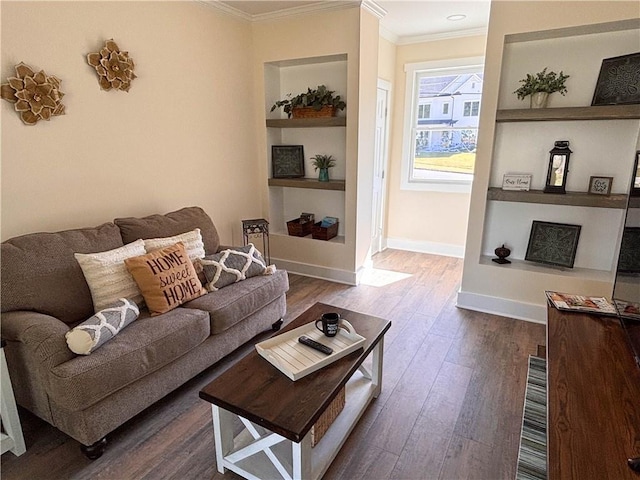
[218,1,491,43]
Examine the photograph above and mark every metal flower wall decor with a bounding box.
[87,39,136,92]
[0,62,65,125]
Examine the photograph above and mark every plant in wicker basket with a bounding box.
[0,62,65,125]
[87,39,137,92]
[271,85,346,118]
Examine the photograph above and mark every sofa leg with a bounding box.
[272,318,284,331]
[80,437,107,460]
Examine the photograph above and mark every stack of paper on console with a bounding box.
[546,291,617,316]
[255,321,365,381]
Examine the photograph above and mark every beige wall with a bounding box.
[385,34,487,256]
[377,35,396,84]
[1,1,257,244]
[459,1,640,321]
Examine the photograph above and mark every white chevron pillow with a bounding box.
[200,244,273,291]
[65,298,139,355]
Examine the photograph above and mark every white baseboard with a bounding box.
[272,258,357,285]
[386,237,465,258]
[456,290,547,324]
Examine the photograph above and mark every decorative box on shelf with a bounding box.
[312,219,339,241]
[292,105,336,119]
[287,213,314,237]
[311,386,345,447]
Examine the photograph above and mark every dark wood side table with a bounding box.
[200,303,391,480]
[547,306,640,479]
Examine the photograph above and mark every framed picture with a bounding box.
[525,221,581,268]
[502,173,532,191]
[591,52,640,106]
[272,145,304,178]
[588,176,613,196]
[632,151,640,197]
[617,227,640,274]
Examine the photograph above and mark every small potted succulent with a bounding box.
[514,67,570,108]
[271,85,346,119]
[310,154,336,182]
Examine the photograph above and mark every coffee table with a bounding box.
[199,302,391,480]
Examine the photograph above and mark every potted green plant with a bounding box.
[310,154,336,182]
[514,67,570,108]
[271,85,346,119]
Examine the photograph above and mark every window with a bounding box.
[418,104,431,119]
[464,101,480,116]
[401,57,484,192]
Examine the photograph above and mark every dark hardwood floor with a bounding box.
[1,249,545,479]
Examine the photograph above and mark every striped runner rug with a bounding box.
[516,355,547,480]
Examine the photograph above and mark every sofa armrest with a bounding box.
[2,310,74,369]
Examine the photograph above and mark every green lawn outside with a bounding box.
[414,152,475,174]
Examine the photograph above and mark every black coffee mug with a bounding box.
[316,312,340,337]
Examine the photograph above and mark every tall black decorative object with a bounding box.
[492,244,512,264]
[241,219,270,264]
[544,140,572,194]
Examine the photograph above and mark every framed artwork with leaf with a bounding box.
[272,145,305,178]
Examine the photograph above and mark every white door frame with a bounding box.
[372,78,391,255]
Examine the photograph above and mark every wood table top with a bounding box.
[199,303,391,443]
[547,306,640,479]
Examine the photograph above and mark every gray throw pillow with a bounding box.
[200,244,270,291]
[65,298,139,355]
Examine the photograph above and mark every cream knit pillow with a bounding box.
[143,228,205,262]
[75,239,146,312]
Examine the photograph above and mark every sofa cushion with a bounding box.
[183,269,288,334]
[74,239,146,312]
[1,223,124,324]
[200,244,268,291]
[49,307,210,411]
[115,206,220,255]
[125,242,206,315]
[65,298,140,355]
[143,228,205,262]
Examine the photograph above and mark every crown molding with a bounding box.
[396,27,488,46]
[200,1,363,23]
[362,0,386,20]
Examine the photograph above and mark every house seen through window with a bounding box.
[405,60,484,187]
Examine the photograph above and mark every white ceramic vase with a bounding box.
[530,92,549,109]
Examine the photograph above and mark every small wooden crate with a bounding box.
[287,218,313,237]
[312,221,339,241]
[292,105,336,119]
[311,386,345,447]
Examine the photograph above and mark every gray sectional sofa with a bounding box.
[0,206,289,458]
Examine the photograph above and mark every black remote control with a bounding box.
[298,336,333,355]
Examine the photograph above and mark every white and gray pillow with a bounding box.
[65,298,139,355]
[143,228,205,262]
[200,244,272,291]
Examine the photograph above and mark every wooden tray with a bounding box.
[255,320,365,381]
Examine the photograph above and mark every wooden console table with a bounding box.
[547,306,640,479]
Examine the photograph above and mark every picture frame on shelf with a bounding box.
[632,151,640,197]
[272,145,305,178]
[502,173,532,191]
[525,220,581,268]
[591,52,640,106]
[588,176,613,196]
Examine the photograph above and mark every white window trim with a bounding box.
[401,56,484,193]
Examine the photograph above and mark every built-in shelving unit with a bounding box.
[268,178,345,191]
[264,53,348,251]
[481,21,640,286]
[486,187,628,209]
[496,104,640,123]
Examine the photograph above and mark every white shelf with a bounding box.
[271,231,345,245]
[479,255,614,283]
